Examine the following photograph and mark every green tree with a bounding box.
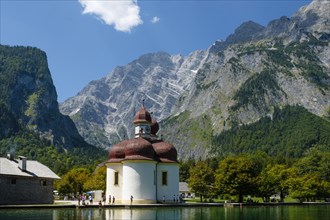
[258,165,278,202]
[319,151,330,182]
[258,164,295,202]
[215,155,260,202]
[288,173,330,202]
[188,161,214,202]
[179,157,195,182]
[56,168,91,195]
[289,148,330,201]
[84,165,106,192]
[294,147,330,181]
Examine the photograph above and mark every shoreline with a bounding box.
[1,201,330,209]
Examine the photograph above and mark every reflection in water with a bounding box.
[105,208,154,220]
[51,207,180,220]
[0,206,329,220]
[52,206,330,220]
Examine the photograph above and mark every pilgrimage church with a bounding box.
[106,107,179,204]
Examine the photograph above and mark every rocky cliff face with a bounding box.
[161,0,330,159]
[60,51,207,147]
[0,45,93,149]
[60,0,330,159]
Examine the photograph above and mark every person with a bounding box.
[89,195,93,205]
[130,195,133,205]
[163,195,165,203]
[98,200,102,208]
[78,194,81,206]
[112,196,115,204]
[108,195,111,204]
[82,195,86,206]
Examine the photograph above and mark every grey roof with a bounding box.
[179,182,190,192]
[0,157,60,180]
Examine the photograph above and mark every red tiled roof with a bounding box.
[133,107,152,124]
[124,137,155,160]
[152,140,178,163]
[150,118,159,135]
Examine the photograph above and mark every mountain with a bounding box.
[60,0,330,159]
[162,0,330,159]
[0,45,106,174]
[60,51,207,147]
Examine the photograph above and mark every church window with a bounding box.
[154,170,156,185]
[162,171,168,185]
[114,172,119,185]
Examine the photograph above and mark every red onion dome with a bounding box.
[152,141,178,163]
[150,118,159,135]
[124,137,155,160]
[133,107,152,124]
[108,141,126,163]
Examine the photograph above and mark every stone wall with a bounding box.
[0,176,54,205]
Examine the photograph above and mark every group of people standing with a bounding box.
[106,195,133,205]
[108,195,115,204]
[77,194,93,206]
[162,194,183,203]
[78,194,184,206]
[172,194,183,203]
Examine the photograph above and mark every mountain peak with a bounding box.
[208,21,265,54]
[291,0,330,34]
[60,51,206,148]
[0,45,93,149]
[225,21,265,44]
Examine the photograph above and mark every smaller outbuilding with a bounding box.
[0,153,60,205]
[179,182,194,198]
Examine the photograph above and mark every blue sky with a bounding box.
[1,0,311,102]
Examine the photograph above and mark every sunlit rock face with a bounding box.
[60,51,207,148]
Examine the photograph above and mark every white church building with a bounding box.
[106,107,179,204]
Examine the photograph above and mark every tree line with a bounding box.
[55,166,106,196]
[54,145,330,203]
[212,105,330,159]
[184,146,330,203]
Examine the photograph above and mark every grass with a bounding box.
[183,196,325,204]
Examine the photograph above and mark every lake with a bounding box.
[0,205,329,220]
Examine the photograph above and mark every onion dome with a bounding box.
[108,141,126,163]
[150,118,159,135]
[124,137,155,160]
[152,141,178,163]
[133,107,152,124]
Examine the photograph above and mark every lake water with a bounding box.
[0,205,329,220]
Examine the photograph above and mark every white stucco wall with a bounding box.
[134,124,151,138]
[156,163,179,202]
[106,160,179,204]
[106,163,123,203]
[122,160,157,204]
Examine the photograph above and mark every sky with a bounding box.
[0,0,312,102]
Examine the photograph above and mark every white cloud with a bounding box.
[79,0,143,32]
[151,16,160,24]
